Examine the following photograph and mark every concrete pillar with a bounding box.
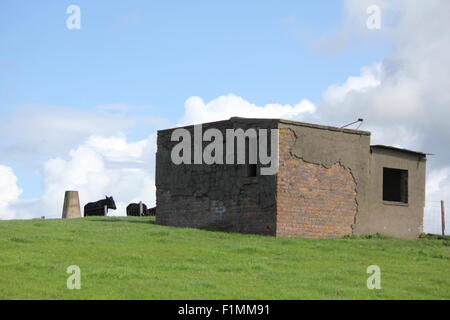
[62,191,81,219]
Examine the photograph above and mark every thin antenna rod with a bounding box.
[341,118,364,129]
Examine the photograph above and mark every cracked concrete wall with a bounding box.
[353,147,426,238]
[277,121,371,237]
[155,118,278,235]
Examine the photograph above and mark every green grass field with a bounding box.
[0,216,448,300]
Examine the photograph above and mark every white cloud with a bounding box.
[427,167,450,201]
[38,134,156,219]
[313,0,450,157]
[83,135,149,163]
[0,165,22,219]
[179,94,316,125]
[319,0,450,133]
[0,105,129,160]
[0,134,156,220]
[323,63,381,104]
[0,104,168,164]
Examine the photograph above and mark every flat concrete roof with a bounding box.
[158,117,429,157]
[371,145,428,157]
[276,118,371,136]
[158,117,371,136]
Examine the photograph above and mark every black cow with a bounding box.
[126,202,147,216]
[148,206,156,216]
[84,196,117,217]
[126,203,156,216]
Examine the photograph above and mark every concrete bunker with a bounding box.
[155,117,427,238]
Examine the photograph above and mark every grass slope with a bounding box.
[0,216,449,300]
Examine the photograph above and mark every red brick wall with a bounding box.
[276,128,358,238]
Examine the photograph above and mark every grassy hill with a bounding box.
[0,216,448,300]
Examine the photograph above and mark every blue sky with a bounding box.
[0,0,387,115]
[1,0,449,231]
[0,0,389,200]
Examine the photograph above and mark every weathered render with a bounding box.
[156,118,278,235]
[155,117,427,238]
[353,145,426,238]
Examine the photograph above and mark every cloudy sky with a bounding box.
[0,1,449,233]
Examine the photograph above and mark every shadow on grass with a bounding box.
[127,219,156,225]
[86,217,156,225]
[419,233,450,241]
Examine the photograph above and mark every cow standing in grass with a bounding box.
[147,206,156,216]
[126,202,156,216]
[84,196,117,217]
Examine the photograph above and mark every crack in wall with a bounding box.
[281,127,360,235]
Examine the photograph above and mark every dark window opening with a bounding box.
[383,167,408,203]
[247,164,258,177]
[245,136,258,177]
